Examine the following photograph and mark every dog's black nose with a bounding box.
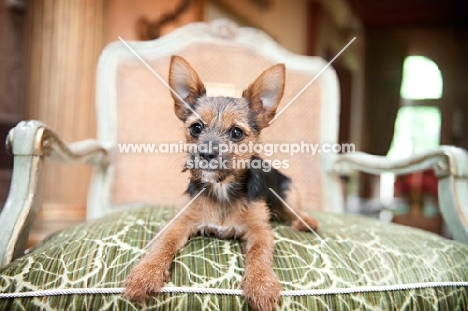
[199,151,217,160]
[199,142,219,160]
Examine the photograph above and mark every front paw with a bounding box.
[242,269,282,311]
[292,215,319,232]
[123,262,167,301]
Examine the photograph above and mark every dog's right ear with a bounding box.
[243,64,285,129]
[169,56,206,121]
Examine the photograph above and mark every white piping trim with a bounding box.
[1,282,468,299]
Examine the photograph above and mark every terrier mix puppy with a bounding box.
[124,56,319,310]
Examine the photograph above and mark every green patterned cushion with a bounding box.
[1,206,468,310]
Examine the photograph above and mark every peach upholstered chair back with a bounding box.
[89,19,342,219]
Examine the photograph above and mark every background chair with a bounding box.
[1,19,468,310]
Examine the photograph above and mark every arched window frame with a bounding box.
[380,56,443,207]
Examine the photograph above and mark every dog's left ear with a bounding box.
[243,64,285,128]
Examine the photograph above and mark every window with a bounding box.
[380,56,443,205]
[400,56,443,100]
[387,106,441,160]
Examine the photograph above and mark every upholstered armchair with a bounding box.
[1,20,468,310]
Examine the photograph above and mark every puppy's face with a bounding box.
[168,56,285,183]
[183,96,258,183]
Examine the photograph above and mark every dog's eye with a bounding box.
[230,127,244,141]
[190,123,203,137]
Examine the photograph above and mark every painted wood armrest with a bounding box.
[332,146,468,243]
[0,120,108,266]
[6,120,108,165]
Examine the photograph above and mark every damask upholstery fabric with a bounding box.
[1,206,467,310]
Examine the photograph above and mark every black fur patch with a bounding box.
[186,179,197,197]
[244,162,268,202]
[247,112,260,134]
[185,156,292,208]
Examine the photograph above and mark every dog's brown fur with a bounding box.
[124,56,318,311]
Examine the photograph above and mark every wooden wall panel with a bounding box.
[25,0,204,246]
[106,0,205,43]
[25,0,105,245]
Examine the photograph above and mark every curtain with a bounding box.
[360,29,407,198]
[364,29,407,156]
